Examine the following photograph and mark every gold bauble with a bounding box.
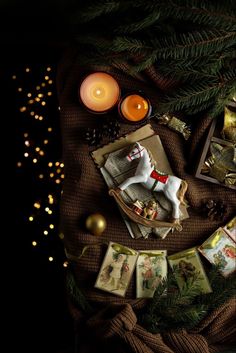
[85,213,107,236]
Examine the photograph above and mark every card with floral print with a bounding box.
[198,227,236,277]
[95,242,138,297]
[168,247,212,294]
[136,250,167,298]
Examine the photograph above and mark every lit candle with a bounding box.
[79,72,120,113]
[118,93,152,123]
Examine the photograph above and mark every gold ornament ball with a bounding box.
[85,213,107,236]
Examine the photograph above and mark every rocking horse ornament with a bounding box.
[109,142,188,230]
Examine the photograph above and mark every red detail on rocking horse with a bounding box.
[150,170,169,184]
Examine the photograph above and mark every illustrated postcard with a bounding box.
[136,250,167,298]
[168,247,212,294]
[95,242,138,297]
[198,227,236,277]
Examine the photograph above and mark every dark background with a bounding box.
[2,1,76,347]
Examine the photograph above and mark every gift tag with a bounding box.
[199,227,236,277]
[136,250,167,298]
[168,247,212,294]
[95,242,138,297]
[223,216,236,243]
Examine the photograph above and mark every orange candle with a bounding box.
[79,72,120,113]
[118,93,152,123]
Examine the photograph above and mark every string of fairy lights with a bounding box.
[15,65,68,267]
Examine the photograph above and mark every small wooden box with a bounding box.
[195,116,236,190]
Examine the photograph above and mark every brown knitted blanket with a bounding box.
[57,48,236,353]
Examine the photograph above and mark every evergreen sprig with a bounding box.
[73,0,236,123]
[66,265,236,334]
[66,271,93,314]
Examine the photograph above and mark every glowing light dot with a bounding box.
[29,216,34,221]
[17,162,22,167]
[49,257,53,262]
[20,107,27,112]
[48,162,53,167]
[32,241,37,246]
[45,76,49,80]
[39,150,44,156]
[36,86,40,90]
[61,174,65,179]
[35,147,40,152]
[47,67,51,72]
[56,168,61,173]
[44,230,48,235]
[55,179,61,184]
[39,116,43,121]
[48,80,53,84]
[28,99,34,104]
[48,197,54,205]
[48,127,52,132]
[35,116,38,120]
[47,92,52,96]
[55,162,60,166]
[60,163,64,168]
[18,87,22,92]
[45,207,49,212]
[24,133,28,137]
[25,140,30,147]
[63,262,68,268]
[34,202,41,209]
[41,101,46,106]
[26,68,30,72]
[35,97,40,102]
[27,93,32,97]
[33,158,37,163]
[59,233,64,239]
[50,173,54,178]
[24,153,29,157]
[12,75,16,79]
[30,111,35,116]
[44,140,48,144]
[41,83,46,87]
[38,93,43,98]
[49,224,54,229]
[39,174,44,179]
[48,210,52,215]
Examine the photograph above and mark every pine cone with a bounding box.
[103,119,121,139]
[85,128,102,146]
[202,199,227,221]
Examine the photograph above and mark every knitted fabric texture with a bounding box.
[57,48,236,353]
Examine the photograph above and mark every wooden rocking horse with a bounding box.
[109,142,188,231]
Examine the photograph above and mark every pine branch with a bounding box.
[158,70,236,113]
[141,1,236,31]
[75,1,121,23]
[151,30,236,60]
[66,271,93,314]
[115,10,162,34]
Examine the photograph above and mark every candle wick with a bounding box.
[96,89,101,96]
[136,103,142,110]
